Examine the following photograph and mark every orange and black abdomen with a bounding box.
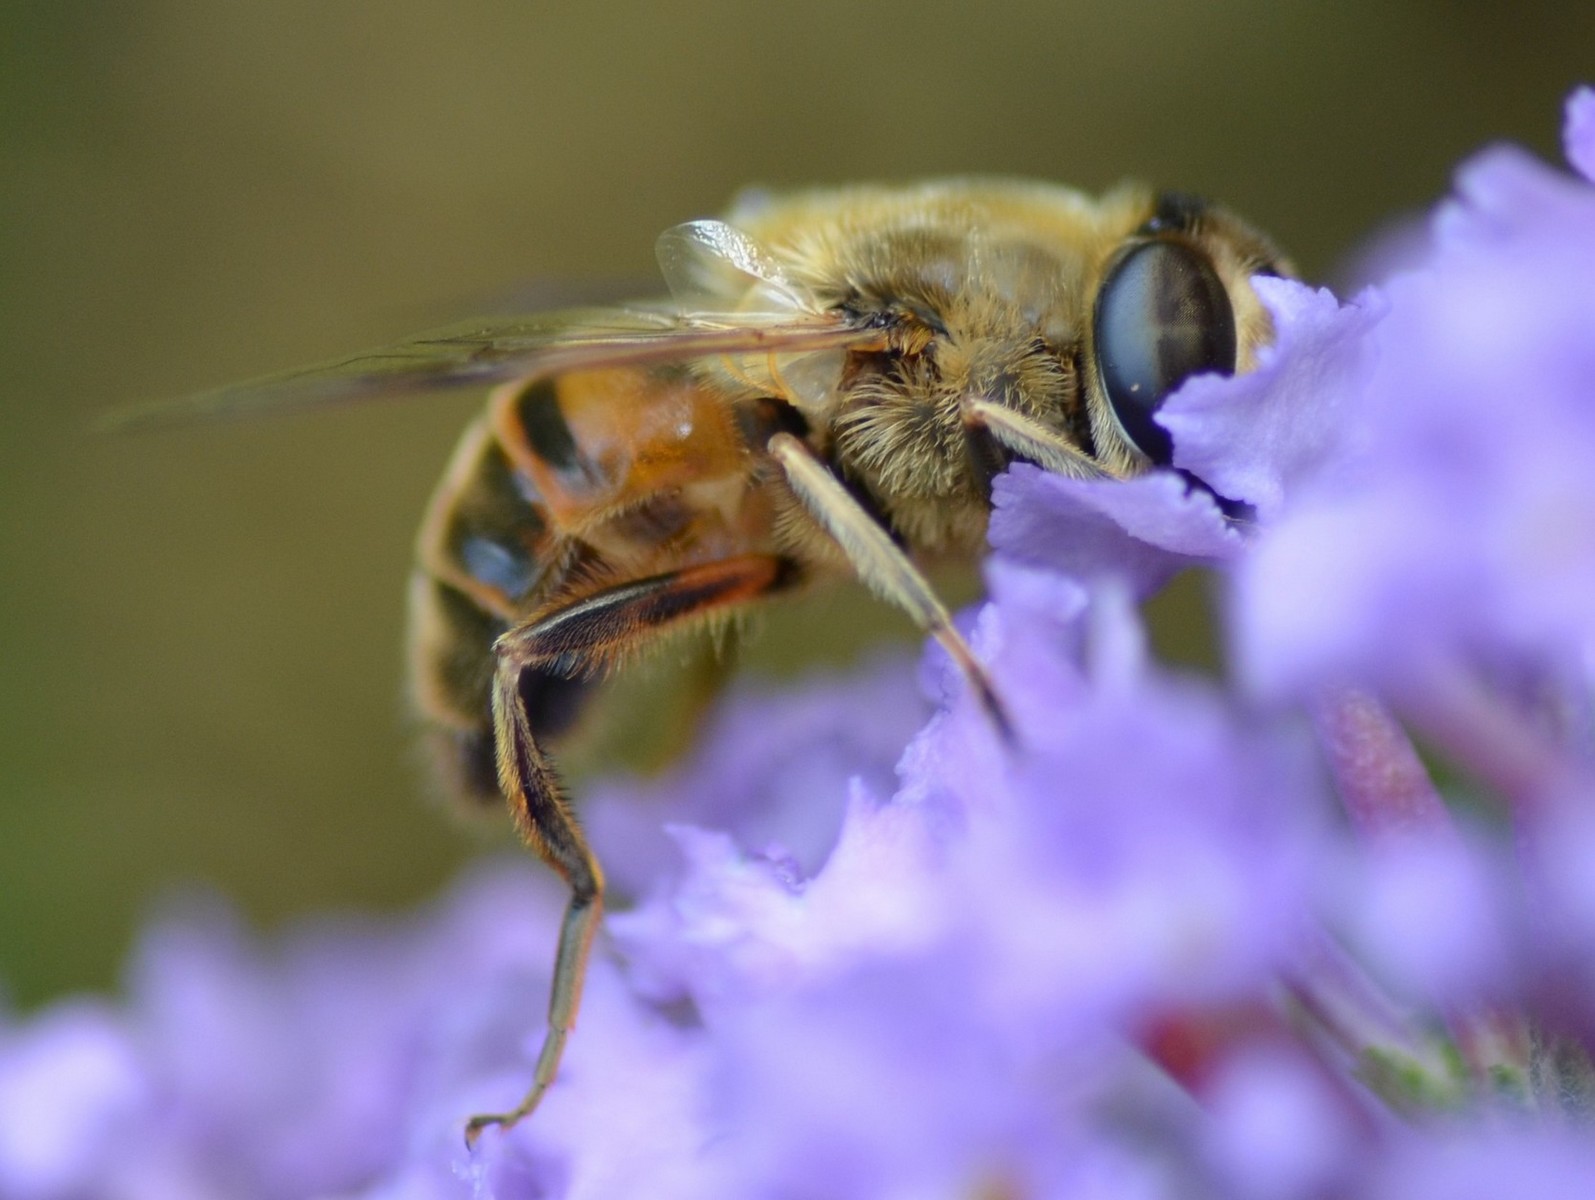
[408,364,780,804]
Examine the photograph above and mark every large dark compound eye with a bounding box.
[1093,240,1236,465]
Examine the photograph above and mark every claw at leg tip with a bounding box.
[464,1114,506,1150]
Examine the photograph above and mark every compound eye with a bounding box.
[1092,240,1236,465]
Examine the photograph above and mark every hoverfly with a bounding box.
[115,179,1287,1140]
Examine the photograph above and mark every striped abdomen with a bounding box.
[408,365,784,803]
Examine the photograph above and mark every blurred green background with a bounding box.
[2,1,1590,1008]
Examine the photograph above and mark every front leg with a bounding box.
[465,553,799,1143]
[766,432,1013,741]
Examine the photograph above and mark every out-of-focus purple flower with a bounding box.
[623,581,1323,1005]
[607,577,1341,1199]
[1371,1128,1595,1200]
[0,866,720,1199]
[7,86,1595,1200]
[0,1004,144,1199]
[1236,89,1595,701]
[1201,1045,1362,1200]
[1568,88,1595,181]
[1331,828,1520,1008]
[947,581,1327,1024]
[583,656,927,895]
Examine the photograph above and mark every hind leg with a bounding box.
[465,553,799,1142]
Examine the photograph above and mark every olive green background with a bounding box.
[2,2,1589,1007]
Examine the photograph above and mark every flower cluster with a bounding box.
[5,88,1595,1199]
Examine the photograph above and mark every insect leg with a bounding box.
[465,552,799,1143]
[962,398,1117,481]
[766,432,1014,742]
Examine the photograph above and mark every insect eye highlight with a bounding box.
[1092,239,1236,466]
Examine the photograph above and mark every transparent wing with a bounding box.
[655,220,816,320]
[101,304,873,433]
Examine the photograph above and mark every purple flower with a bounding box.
[990,465,1242,596]
[1161,277,1385,523]
[1235,90,1595,702]
[1569,88,1595,181]
[987,273,1382,594]
[1371,1128,1595,1200]
[0,1004,145,1198]
[582,656,928,896]
[7,86,1595,1200]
